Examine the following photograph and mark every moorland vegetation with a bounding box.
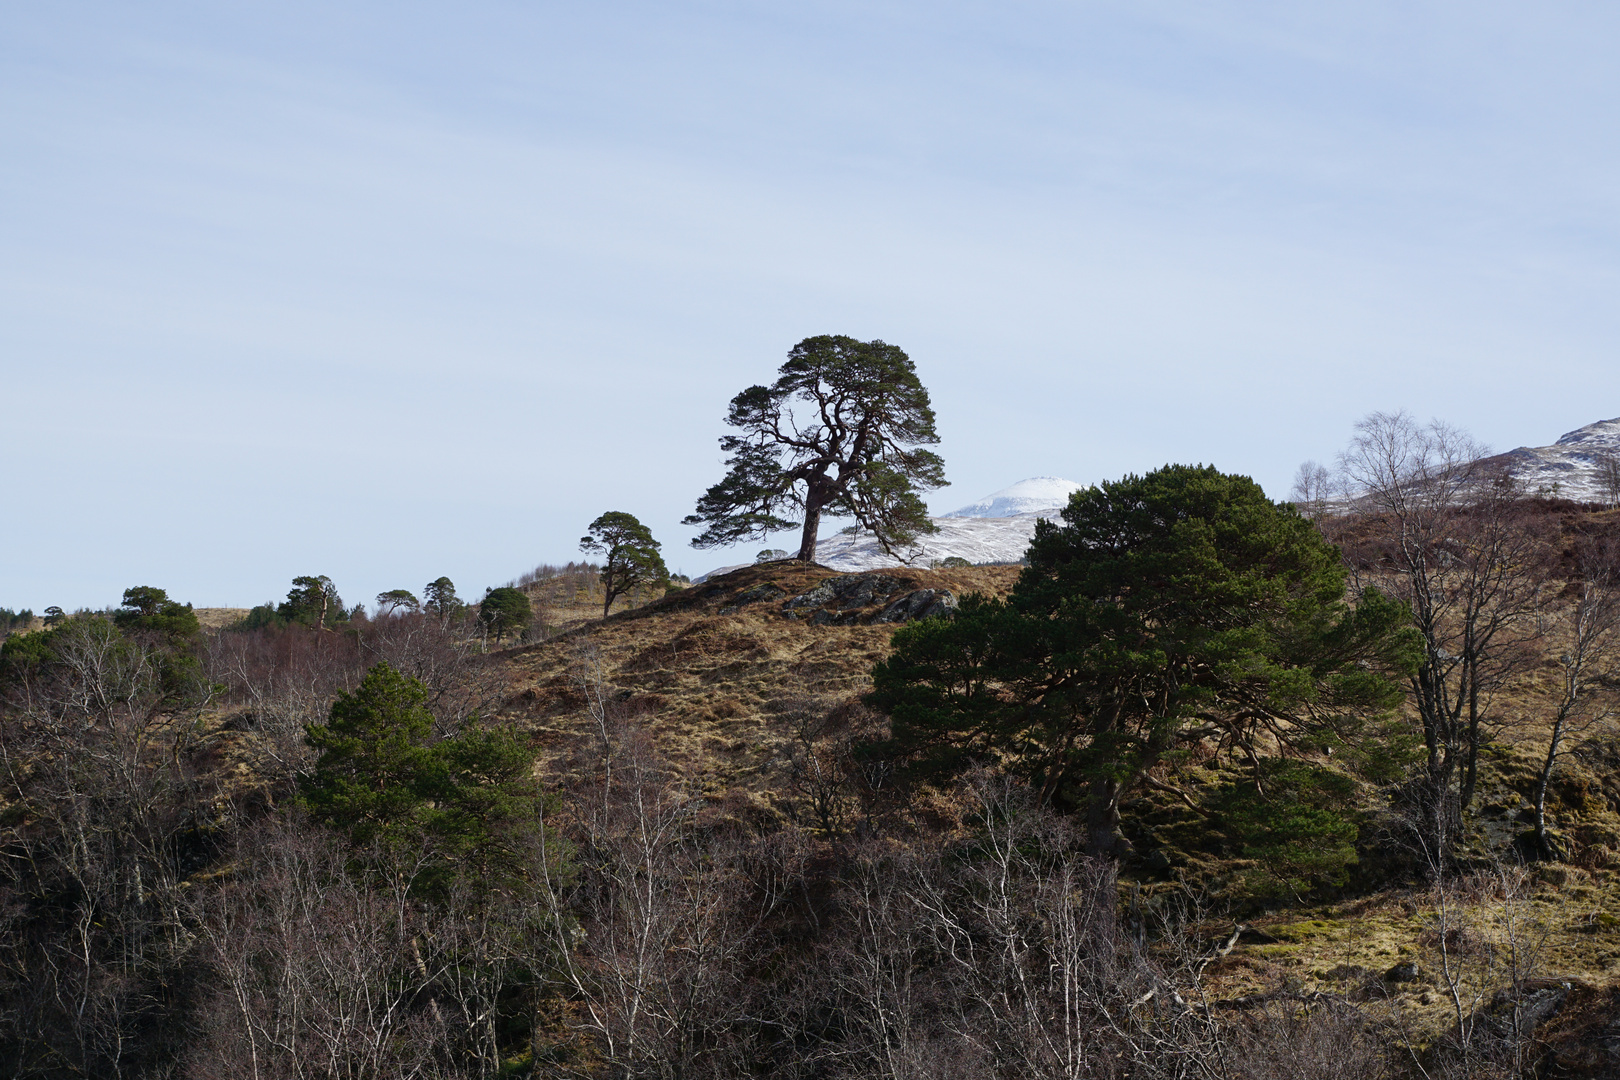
[7,402,1620,1078]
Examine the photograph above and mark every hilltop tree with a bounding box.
[685,335,947,562]
[113,585,200,639]
[479,586,532,642]
[423,577,463,622]
[278,575,343,630]
[580,511,669,617]
[374,588,421,616]
[868,464,1416,858]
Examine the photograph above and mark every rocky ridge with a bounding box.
[1496,416,1620,502]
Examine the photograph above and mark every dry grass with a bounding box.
[194,607,251,630]
[490,561,1019,814]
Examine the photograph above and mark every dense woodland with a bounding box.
[7,440,1620,1077]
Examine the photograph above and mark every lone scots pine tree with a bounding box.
[580,511,669,617]
[685,335,947,562]
[113,585,201,638]
[422,577,463,623]
[374,588,421,616]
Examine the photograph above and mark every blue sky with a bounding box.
[5,2,1619,610]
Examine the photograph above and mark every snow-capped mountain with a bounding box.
[811,476,1083,572]
[1498,417,1620,501]
[943,476,1085,518]
[694,477,1085,581]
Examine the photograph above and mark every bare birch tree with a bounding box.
[1334,411,1549,849]
[530,652,777,1078]
[1531,538,1620,858]
[1592,449,1620,509]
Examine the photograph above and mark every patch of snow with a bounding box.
[944,476,1084,518]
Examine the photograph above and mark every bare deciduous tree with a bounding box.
[780,696,882,838]
[530,652,779,1077]
[821,772,1393,1080]
[0,617,216,1077]
[1334,411,1550,848]
[1591,449,1620,510]
[1532,537,1620,858]
[1290,458,1335,522]
[1396,866,1550,1080]
[188,820,465,1080]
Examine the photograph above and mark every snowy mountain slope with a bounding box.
[811,477,1084,572]
[694,476,1084,580]
[811,511,1056,571]
[1495,417,1620,502]
[944,476,1084,518]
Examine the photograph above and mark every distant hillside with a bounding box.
[807,475,1083,572]
[941,475,1083,518]
[1491,416,1620,501]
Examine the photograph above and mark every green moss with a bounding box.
[1254,944,1302,960]
[1268,919,1336,943]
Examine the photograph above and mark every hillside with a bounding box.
[14,498,1620,1076]
[1491,416,1620,502]
[482,554,1620,1034]
[497,560,1019,805]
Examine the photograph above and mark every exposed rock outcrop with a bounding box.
[780,575,956,625]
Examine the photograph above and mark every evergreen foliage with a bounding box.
[277,575,344,629]
[478,586,532,642]
[298,662,544,893]
[374,588,420,615]
[580,511,670,617]
[0,620,60,686]
[422,576,464,621]
[112,585,200,639]
[867,464,1420,857]
[1210,760,1362,898]
[232,603,285,631]
[685,335,947,561]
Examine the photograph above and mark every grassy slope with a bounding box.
[481,555,1620,1053]
[497,561,1019,808]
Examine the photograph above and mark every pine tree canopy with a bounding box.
[685,334,947,562]
[580,511,669,617]
[866,464,1420,857]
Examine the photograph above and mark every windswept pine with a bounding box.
[685,334,948,562]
